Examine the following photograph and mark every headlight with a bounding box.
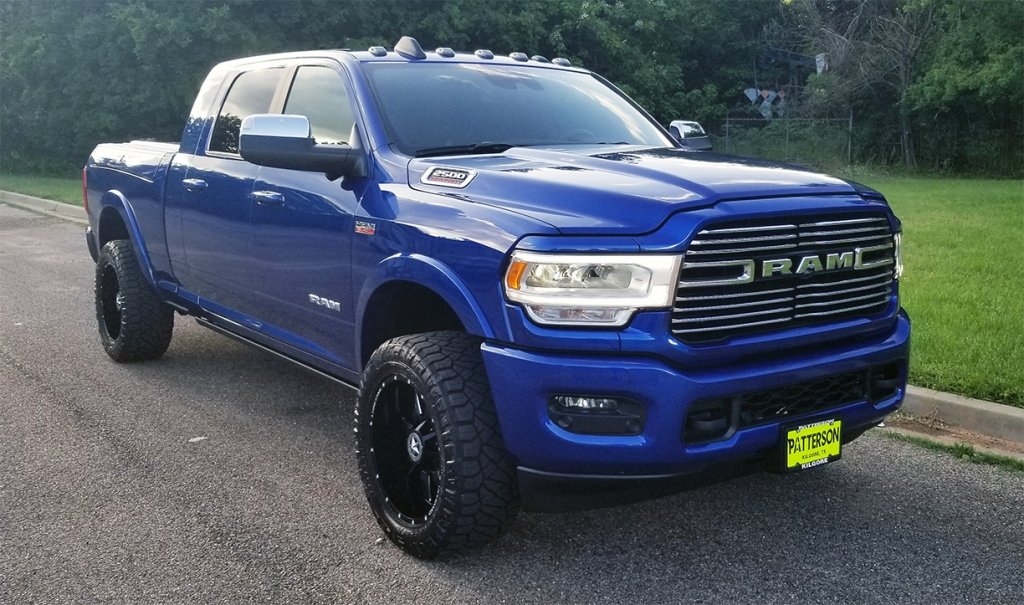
[893,232,903,280]
[504,251,681,326]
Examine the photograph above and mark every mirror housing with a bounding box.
[239,114,364,179]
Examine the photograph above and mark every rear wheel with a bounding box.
[94,239,173,362]
[355,331,518,558]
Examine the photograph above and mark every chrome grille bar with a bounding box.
[684,244,798,255]
[682,297,795,312]
[796,280,893,299]
[696,224,796,234]
[673,317,793,334]
[794,300,887,319]
[691,233,797,245]
[672,306,793,323]
[799,218,888,227]
[795,272,890,289]
[676,287,791,302]
[794,291,890,309]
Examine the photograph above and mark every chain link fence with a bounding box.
[705,117,853,172]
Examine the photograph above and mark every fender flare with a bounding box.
[355,253,496,353]
[97,190,158,287]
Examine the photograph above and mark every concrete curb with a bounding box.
[902,385,1024,445]
[0,190,88,224]
[879,426,1024,464]
[3,190,1023,445]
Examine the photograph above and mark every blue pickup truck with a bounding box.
[84,37,910,557]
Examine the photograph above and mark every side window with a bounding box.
[283,66,356,145]
[209,68,283,154]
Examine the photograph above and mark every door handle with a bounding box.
[182,178,207,192]
[252,190,285,207]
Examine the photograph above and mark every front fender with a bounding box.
[355,252,496,346]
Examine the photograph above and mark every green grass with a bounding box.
[3,171,1022,406]
[885,432,1024,474]
[862,177,1024,408]
[0,172,82,205]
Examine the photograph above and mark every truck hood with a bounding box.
[408,146,858,234]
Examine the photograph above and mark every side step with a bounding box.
[195,316,358,391]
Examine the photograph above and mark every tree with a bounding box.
[909,0,1024,173]
[763,0,933,168]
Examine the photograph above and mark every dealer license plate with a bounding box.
[782,418,842,472]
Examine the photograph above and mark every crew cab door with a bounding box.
[173,66,286,317]
[249,64,365,367]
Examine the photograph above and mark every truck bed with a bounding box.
[89,141,178,184]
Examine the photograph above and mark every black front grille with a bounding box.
[673,214,895,343]
[738,371,865,427]
[682,362,902,444]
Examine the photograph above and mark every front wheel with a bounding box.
[94,239,174,362]
[355,331,518,558]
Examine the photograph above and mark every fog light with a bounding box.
[554,395,619,411]
[548,395,645,436]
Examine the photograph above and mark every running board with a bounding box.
[195,316,358,391]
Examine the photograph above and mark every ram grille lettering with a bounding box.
[758,249,886,278]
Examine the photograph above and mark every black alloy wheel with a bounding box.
[370,375,442,525]
[99,263,123,341]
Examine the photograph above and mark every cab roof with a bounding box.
[215,36,589,74]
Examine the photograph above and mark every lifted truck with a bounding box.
[84,36,910,558]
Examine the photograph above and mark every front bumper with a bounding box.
[481,310,910,504]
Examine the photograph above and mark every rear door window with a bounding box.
[209,68,284,154]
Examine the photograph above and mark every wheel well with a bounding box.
[98,206,130,248]
[361,281,465,367]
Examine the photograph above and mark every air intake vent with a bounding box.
[673,214,895,343]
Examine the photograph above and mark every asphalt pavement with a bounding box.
[2,203,1023,604]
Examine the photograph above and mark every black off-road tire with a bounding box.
[94,239,174,362]
[355,331,519,558]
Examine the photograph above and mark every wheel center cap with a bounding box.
[406,432,423,462]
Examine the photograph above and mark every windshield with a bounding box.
[363,62,672,156]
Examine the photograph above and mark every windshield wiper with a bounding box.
[414,142,525,158]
